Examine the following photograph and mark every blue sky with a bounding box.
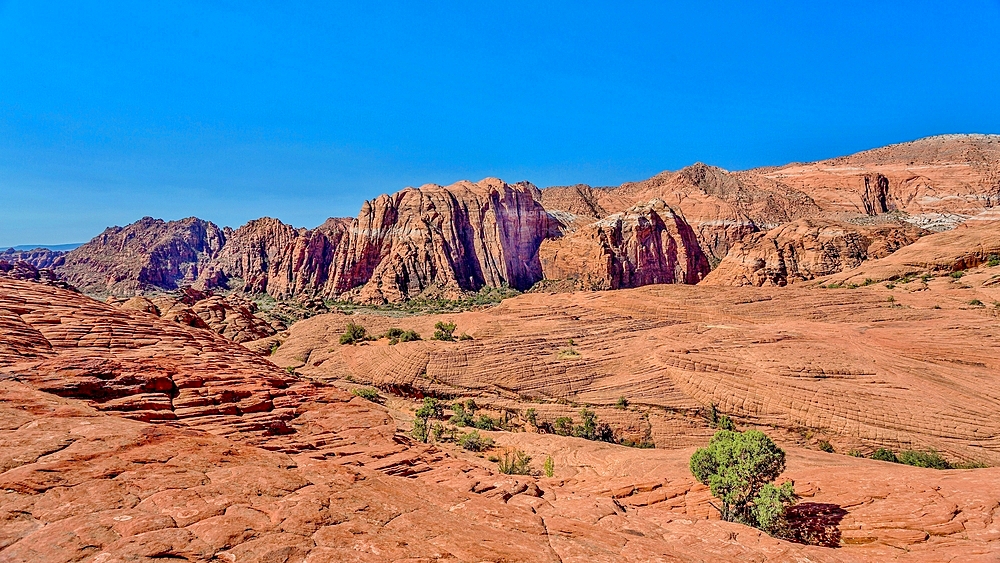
[2,1,999,246]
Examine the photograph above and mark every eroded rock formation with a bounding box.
[540,199,710,289]
[701,219,926,287]
[12,134,1000,300]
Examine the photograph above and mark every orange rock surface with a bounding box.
[3,261,1000,561]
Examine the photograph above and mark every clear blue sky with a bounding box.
[2,1,999,246]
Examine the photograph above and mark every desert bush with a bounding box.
[898,449,951,469]
[949,271,965,279]
[524,408,538,428]
[690,429,796,535]
[384,327,405,339]
[340,322,369,345]
[458,430,493,452]
[474,414,497,431]
[399,329,421,342]
[497,448,532,475]
[411,418,428,442]
[351,387,380,402]
[269,341,281,355]
[818,440,835,453]
[412,398,444,443]
[870,448,898,463]
[458,332,473,341]
[848,449,864,457]
[988,255,1000,267]
[969,299,984,306]
[449,402,475,427]
[543,455,554,477]
[615,396,629,409]
[432,321,457,341]
[554,416,573,436]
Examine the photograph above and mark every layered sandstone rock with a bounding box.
[0,261,75,291]
[5,275,1000,562]
[701,219,927,287]
[334,179,553,302]
[540,199,710,289]
[0,247,65,269]
[822,212,1000,285]
[279,222,1000,466]
[56,216,226,295]
[25,135,1000,300]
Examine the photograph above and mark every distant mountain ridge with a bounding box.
[6,243,83,251]
[9,134,1000,300]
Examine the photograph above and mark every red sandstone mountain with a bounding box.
[15,134,1000,300]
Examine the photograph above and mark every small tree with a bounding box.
[433,321,457,341]
[524,408,538,428]
[413,398,443,443]
[690,429,797,534]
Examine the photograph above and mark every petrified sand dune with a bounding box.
[278,253,1000,466]
[701,218,926,287]
[4,246,1000,561]
[823,214,1000,285]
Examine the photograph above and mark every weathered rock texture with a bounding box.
[0,261,75,291]
[55,217,226,295]
[540,199,710,289]
[278,219,1000,467]
[0,248,65,269]
[701,219,927,287]
[4,278,1000,562]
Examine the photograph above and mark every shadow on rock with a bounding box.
[784,502,847,547]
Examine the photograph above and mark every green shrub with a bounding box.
[690,429,796,534]
[817,440,835,453]
[384,327,405,339]
[898,449,951,469]
[474,414,497,431]
[458,332,473,341]
[848,449,864,457]
[412,398,444,443]
[449,402,475,427]
[543,455,554,477]
[458,430,493,452]
[615,396,629,409]
[284,366,296,375]
[988,255,1000,267]
[399,329,421,342]
[969,299,984,307]
[269,341,281,355]
[432,321,457,341]
[351,387,380,402]
[524,408,538,428]
[949,271,965,279]
[870,448,898,463]
[554,416,573,436]
[340,322,369,345]
[411,418,428,442]
[497,448,532,475]
[717,415,736,431]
